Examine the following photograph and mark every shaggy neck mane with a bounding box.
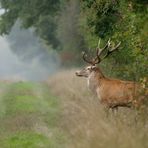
[88,67,106,91]
[93,67,105,79]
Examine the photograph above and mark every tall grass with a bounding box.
[47,69,148,148]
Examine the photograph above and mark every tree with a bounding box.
[0,0,60,48]
[79,0,148,81]
[57,0,85,65]
[0,0,147,78]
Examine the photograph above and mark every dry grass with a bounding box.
[47,69,148,148]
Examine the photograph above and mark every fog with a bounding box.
[0,23,60,81]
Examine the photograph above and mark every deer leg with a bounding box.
[112,107,118,116]
[104,106,110,118]
[134,109,140,125]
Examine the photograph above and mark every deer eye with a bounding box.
[91,66,96,69]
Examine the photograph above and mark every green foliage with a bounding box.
[0,0,60,48]
[80,0,148,80]
[0,0,147,79]
[80,0,119,38]
[57,0,86,65]
[57,0,84,52]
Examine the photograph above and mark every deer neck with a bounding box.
[87,69,105,92]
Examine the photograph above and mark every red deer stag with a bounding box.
[75,39,146,110]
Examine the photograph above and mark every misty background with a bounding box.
[0,21,60,81]
[0,0,147,81]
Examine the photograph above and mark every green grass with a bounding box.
[0,81,65,148]
[1,131,66,148]
[1,132,49,148]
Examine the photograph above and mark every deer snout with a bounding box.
[76,70,84,77]
[75,70,86,77]
[75,71,80,76]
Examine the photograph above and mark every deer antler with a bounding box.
[94,39,111,64]
[101,41,121,60]
[97,39,111,55]
[82,51,95,65]
[82,39,121,65]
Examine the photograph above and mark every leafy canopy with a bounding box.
[0,0,60,48]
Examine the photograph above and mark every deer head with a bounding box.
[75,39,121,78]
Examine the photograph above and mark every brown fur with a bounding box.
[76,66,147,109]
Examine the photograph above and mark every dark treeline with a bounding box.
[0,0,147,83]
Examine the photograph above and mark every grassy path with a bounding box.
[0,81,65,148]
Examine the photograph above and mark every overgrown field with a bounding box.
[47,70,148,148]
[0,70,148,148]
